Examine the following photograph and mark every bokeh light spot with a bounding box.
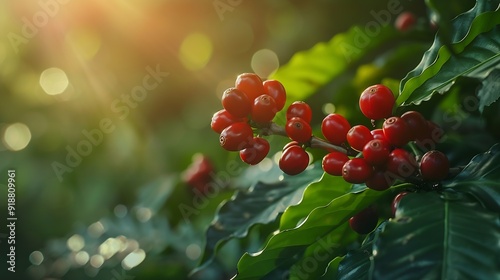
[74,251,90,266]
[179,33,213,71]
[185,244,201,260]
[40,67,69,95]
[67,234,85,252]
[322,103,336,114]
[122,249,146,270]
[251,49,279,78]
[90,254,105,268]
[29,251,44,265]
[3,123,32,151]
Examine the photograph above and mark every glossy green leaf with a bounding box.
[445,143,500,212]
[477,68,500,112]
[398,0,500,105]
[373,191,500,279]
[318,257,343,280]
[337,240,373,280]
[232,188,390,280]
[196,164,324,270]
[271,25,398,104]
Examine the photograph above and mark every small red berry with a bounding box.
[235,73,265,101]
[395,11,417,32]
[362,139,391,166]
[263,80,286,111]
[349,207,378,234]
[286,101,312,123]
[371,128,388,141]
[181,154,214,194]
[401,111,428,141]
[383,117,411,147]
[283,141,300,151]
[211,109,245,134]
[286,117,312,144]
[365,169,393,191]
[321,114,351,145]
[221,87,251,118]
[347,125,373,151]
[391,191,409,218]
[386,149,418,179]
[251,94,278,123]
[322,152,349,176]
[342,158,373,184]
[240,137,270,165]
[279,145,310,175]
[219,122,253,151]
[420,150,449,181]
[359,84,395,120]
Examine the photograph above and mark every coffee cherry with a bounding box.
[420,150,449,181]
[321,114,351,145]
[347,125,373,151]
[263,80,286,111]
[279,145,309,175]
[342,158,373,184]
[240,137,270,165]
[383,117,411,147]
[286,101,312,123]
[365,169,393,191]
[221,87,251,118]
[395,11,417,32]
[219,122,253,151]
[349,207,378,235]
[401,111,427,141]
[251,94,277,123]
[359,84,395,120]
[283,141,300,151]
[322,152,349,176]
[235,73,265,101]
[211,109,245,134]
[371,128,387,141]
[362,139,391,166]
[391,191,409,218]
[386,149,418,179]
[181,154,214,194]
[286,117,312,144]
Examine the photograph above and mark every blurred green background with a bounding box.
[0,0,429,279]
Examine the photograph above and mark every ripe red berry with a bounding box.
[211,109,245,134]
[221,87,251,118]
[359,84,395,120]
[283,141,300,151]
[342,158,373,184]
[371,128,387,141]
[383,116,411,147]
[286,101,312,123]
[365,169,393,191]
[386,148,417,179]
[181,154,214,194]
[347,125,373,151]
[401,111,428,141]
[395,11,417,32]
[235,73,265,101]
[251,94,277,123]
[420,150,449,181]
[219,122,253,151]
[349,207,378,235]
[279,145,309,175]
[240,137,270,165]
[286,117,312,144]
[263,80,286,111]
[362,139,391,166]
[391,191,409,218]
[322,152,349,176]
[321,114,351,145]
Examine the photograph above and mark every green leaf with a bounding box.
[337,240,373,280]
[318,257,343,280]
[271,25,398,104]
[196,164,324,270]
[445,143,500,212]
[477,68,500,112]
[398,0,500,105]
[232,188,390,280]
[372,191,500,279]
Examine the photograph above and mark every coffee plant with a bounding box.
[197,0,500,279]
